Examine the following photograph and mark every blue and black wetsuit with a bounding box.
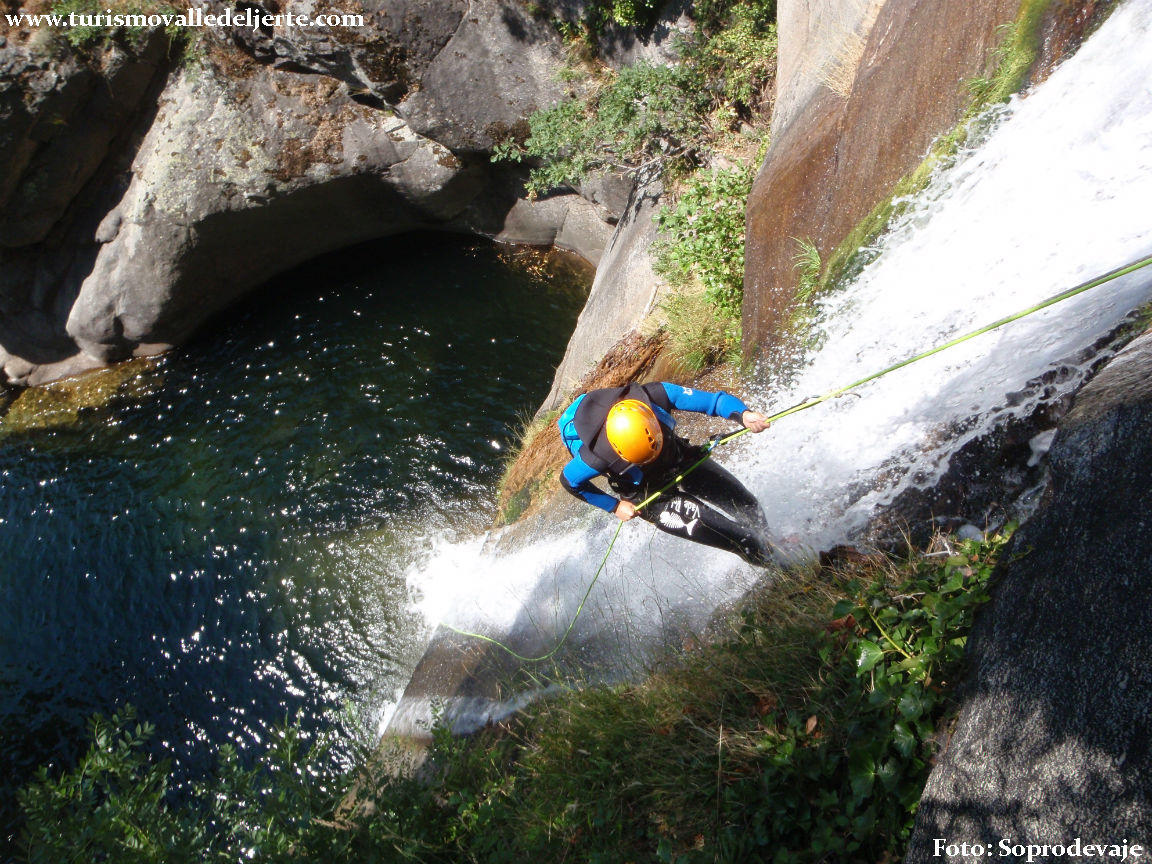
[558,382,773,567]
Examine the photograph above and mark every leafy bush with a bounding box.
[605,0,662,28]
[497,0,777,346]
[654,165,753,319]
[692,0,776,34]
[17,709,353,863]
[17,710,197,863]
[746,530,1008,861]
[495,0,778,195]
[682,0,778,122]
[494,61,712,197]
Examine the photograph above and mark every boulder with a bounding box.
[64,63,484,363]
[906,328,1152,860]
[394,0,571,153]
[493,192,613,264]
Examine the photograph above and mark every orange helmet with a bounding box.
[605,399,663,465]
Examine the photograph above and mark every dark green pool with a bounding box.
[0,234,590,840]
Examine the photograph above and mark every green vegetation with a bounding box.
[49,0,201,59]
[493,61,713,198]
[772,237,824,344]
[495,407,561,525]
[791,237,822,306]
[654,165,752,319]
[651,165,753,370]
[14,528,1012,863]
[495,1,777,371]
[966,0,1054,109]
[498,0,776,194]
[680,1,778,128]
[658,286,741,372]
[602,0,663,29]
[17,709,353,863]
[536,0,665,36]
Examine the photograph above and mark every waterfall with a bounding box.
[741,0,1152,550]
[393,0,1152,734]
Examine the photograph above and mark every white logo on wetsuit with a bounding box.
[657,499,701,536]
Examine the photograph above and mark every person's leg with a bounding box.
[641,478,774,568]
[679,460,771,538]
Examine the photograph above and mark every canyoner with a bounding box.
[557,382,775,567]
[447,251,1152,664]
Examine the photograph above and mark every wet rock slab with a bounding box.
[906,328,1152,860]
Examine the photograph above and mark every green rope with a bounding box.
[709,252,1152,452]
[443,520,626,663]
[445,251,1152,662]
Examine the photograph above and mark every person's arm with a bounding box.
[660,383,770,431]
[559,454,622,514]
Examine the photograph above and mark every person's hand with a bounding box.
[741,410,771,433]
[614,500,638,521]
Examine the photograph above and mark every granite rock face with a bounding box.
[743,0,1019,356]
[538,179,664,412]
[771,0,881,141]
[0,0,618,386]
[906,329,1152,861]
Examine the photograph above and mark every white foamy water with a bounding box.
[397,0,1152,719]
[741,0,1152,550]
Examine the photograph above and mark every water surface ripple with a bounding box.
[0,234,589,815]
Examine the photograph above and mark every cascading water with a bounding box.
[744,0,1152,549]
[400,0,1152,732]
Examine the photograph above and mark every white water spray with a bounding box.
[394,0,1152,732]
[742,0,1152,550]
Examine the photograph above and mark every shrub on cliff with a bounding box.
[49,0,199,57]
[655,164,752,319]
[494,0,776,197]
[652,164,753,369]
[493,60,712,197]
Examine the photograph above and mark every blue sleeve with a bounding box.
[559,454,619,513]
[661,383,747,422]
